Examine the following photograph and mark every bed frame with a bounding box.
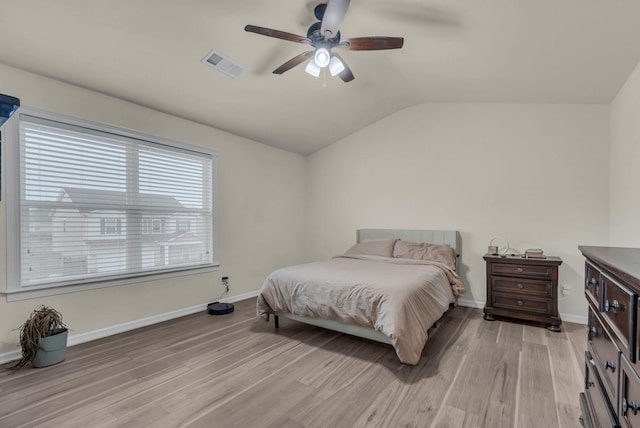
[273,229,461,345]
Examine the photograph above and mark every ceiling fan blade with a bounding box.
[320,0,350,39]
[346,37,404,51]
[273,51,314,74]
[245,25,310,44]
[332,53,354,82]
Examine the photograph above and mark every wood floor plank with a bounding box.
[547,335,584,428]
[146,333,337,427]
[106,330,328,420]
[433,406,480,428]
[188,378,315,428]
[476,314,501,343]
[518,341,560,428]
[289,354,394,428]
[0,300,586,428]
[441,339,519,428]
[523,322,548,345]
[496,320,524,351]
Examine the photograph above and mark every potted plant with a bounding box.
[11,305,68,369]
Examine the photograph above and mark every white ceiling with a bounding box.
[1,1,640,155]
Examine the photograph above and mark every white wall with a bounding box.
[0,63,307,355]
[306,103,610,320]
[610,60,640,245]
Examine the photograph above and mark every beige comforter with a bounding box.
[257,255,465,365]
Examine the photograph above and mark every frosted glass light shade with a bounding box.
[329,56,345,76]
[305,60,321,77]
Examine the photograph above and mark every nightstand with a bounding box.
[483,254,563,331]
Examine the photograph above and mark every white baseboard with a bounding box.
[457,298,587,325]
[0,290,260,365]
[457,299,484,309]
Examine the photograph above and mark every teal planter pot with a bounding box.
[32,328,68,368]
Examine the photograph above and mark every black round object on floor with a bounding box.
[207,302,234,315]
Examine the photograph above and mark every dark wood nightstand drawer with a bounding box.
[492,294,552,314]
[590,307,621,401]
[491,277,552,297]
[586,260,603,311]
[602,272,637,362]
[490,262,553,279]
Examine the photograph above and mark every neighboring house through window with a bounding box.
[2,107,218,300]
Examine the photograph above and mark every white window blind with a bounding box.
[13,113,216,290]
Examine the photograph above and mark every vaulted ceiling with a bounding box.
[1,1,640,155]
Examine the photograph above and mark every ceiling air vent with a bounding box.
[202,49,245,79]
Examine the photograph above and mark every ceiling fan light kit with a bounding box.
[244,0,403,83]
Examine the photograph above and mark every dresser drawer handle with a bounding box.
[588,326,597,339]
[604,360,616,372]
[517,300,524,306]
[585,278,597,290]
[517,268,524,273]
[604,300,621,313]
[517,283,524,289]
[586,378,595,388]
[611,300,620,313]
[623,398,639,416]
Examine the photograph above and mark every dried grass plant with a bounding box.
[10,305,67,370]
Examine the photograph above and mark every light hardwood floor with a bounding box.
[0,298,586,428]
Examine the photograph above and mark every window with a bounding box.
[176,219,191,232]
[142,218,164,234]
[100,218,122,235]
[3,107,218,300]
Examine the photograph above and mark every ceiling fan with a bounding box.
[244,0,404,82]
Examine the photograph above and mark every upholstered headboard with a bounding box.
[357,229,461,270]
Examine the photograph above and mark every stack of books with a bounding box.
[524,248,545,259]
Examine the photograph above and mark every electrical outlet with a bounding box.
[220,276,229,285]
[561,285,571,296]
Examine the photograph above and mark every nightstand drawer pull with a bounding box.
[604,360,616,372]
[586,378,595,388]
[517,283,524,289]
[517,300,524,306]
[517,267,524,273]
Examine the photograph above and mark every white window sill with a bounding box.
[2,265,220,302]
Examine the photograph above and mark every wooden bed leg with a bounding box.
[274,315,279,329]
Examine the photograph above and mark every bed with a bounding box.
[256,229,464,365]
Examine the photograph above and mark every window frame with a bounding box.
[2,107,219,301]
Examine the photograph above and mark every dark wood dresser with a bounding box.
[580,246,640,428]
[483,254,563,331]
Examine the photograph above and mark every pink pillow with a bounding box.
[393,240,457,270]
[344,239,398,257]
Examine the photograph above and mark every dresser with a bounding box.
[580,246,640,428]
[483,254,563,331]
